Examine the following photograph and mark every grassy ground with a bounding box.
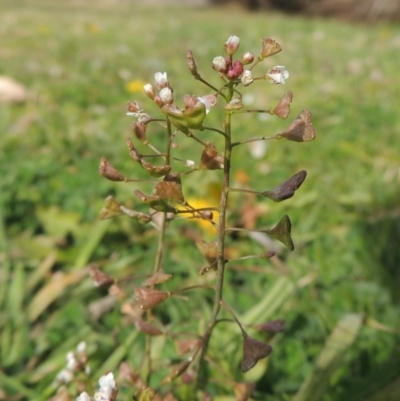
[1,1,400,400]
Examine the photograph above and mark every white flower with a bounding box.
[77,392,91,401]
[265,66,289,84]
[66,352,78,371]
[185,159,195,168]
[55,368,73,384]
[159,87,173,104]
[212,56,227,73]
[99,372,116,392]
[154,72,168,89]
[241,70,253,86]
[197,94,217,114]
[77,341,86,354]
[137,112,152,123]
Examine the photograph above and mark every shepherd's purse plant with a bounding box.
[54,34,316,401]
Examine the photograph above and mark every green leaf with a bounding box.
[292,313,364,401]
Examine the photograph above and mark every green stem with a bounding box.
[147,118,173,385]
[195,83,234,393]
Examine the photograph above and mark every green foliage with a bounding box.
[1,1,400,400]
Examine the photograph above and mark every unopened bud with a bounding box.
[224,35,240,55]
[154,95,163,107]
[187,50,199,78]
[159,87,174,105]
[143,83,155,99]
[212,56,227,73]
[242,51,254,65]
[226,60,243,80]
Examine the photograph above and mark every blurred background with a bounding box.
[1,1,400,400]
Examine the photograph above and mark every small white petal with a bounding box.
[154,72,168,89]
[212,56,226,72]
[99,372,116,390]
[197,95,217,114]
[241,70,253,86]
[77,392,91,401]
[56,368,73,384]
[77,342,86,354]
[159,87,173,104]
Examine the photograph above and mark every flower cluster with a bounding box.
[136,71,218,133]
[77,372,118,401]
[212,35,289,87]
[54,342,89,385]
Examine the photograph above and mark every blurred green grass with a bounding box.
[1,1,400,400]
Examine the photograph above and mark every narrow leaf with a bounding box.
[293,314,364,401]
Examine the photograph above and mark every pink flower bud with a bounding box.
[224,35,240,55]
[143,83,155,99]
[154,95,163,107]
[226,60,244,80]
[241,51,254,65]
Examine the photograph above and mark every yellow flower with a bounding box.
[126,79,146,94]
[86,23,100,34]
[185,198,219,235]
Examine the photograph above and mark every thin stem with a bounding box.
[183,130,210,147]
[194,83,234,392]
[220,299,246,336]
[231,133,278,148]
[226,252,275,263]
[146,119,174,385]
[227,187,260,195]
[225,227,270,234]
[202,126,228,138]
[233,109,273,115]
[172,284,215,296]
[195,76,221,94]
